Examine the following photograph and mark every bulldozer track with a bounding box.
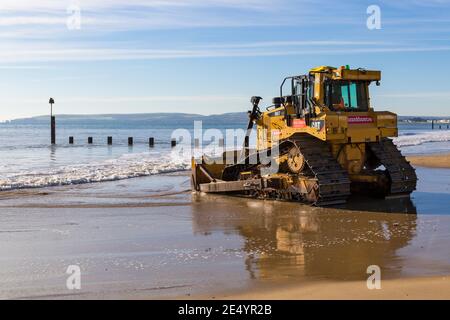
[284,134,351,206]
[368,138,417,196]
[221,134,351,206]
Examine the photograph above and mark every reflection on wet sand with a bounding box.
[192,194,418,281]
[345,195,417,214]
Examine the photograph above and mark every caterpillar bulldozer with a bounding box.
[191,66,417,206]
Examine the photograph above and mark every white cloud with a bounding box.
[0,65,48,69]
[379,92,450,98]
[381,0,450,8]
[3,95,247,104]
[0,0,275,11]
[1,0,368,35]
[203,40,387,49]
[0,16,66,26]
[1,42,450,63]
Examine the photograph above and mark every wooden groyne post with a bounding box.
[49,98,56,144]
[64,137,188,146]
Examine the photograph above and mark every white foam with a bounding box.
[0,151,191,191]
[1,130,449,191]
[393,130,450,147]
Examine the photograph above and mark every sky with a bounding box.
[1,0,450,120]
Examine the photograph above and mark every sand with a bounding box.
[193,276,450,300]
[0,168,449,300]
[408,153,450,168]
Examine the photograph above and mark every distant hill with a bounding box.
[3,113,449,128]
[398,116,450,123]
[3,112,249,128]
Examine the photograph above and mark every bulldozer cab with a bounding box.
[312,65,380,113]
[256,66,386,149]
[324,80,369,112]
[278,67,377,122]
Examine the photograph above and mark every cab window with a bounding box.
[326,81,368,111]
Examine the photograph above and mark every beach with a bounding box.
[1,166,449,300]
[0,120,449,300]
[201,276,450,300]
[408,153,450,169]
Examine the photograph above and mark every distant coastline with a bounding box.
[1,113,449,127]
[0,112,249,128]
[399,116,450,124]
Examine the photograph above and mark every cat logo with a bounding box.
[311,120,325,131]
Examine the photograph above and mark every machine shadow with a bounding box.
[339,195,417,214]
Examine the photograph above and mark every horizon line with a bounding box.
[2,112,450,122]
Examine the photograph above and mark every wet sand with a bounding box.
[0,168,449,299]
[408,153,450,168]
[200,276,450,300]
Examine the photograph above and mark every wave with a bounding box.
[393,130,450,147]
[0,151,191,191]
[1,130,449,191]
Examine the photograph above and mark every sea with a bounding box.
[0,121,449,191]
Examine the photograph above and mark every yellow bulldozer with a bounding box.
[191,66,417,206]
